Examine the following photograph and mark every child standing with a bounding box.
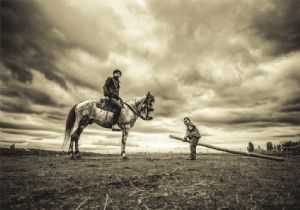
[183,117,201,160]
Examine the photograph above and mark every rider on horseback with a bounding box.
[103,69,123,131]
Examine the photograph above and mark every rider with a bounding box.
[103,69,123,131]
[183,117,201,160]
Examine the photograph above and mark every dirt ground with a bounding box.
[1,153,299,209]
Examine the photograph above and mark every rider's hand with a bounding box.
[105,96,109,99]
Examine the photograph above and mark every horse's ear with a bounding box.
[146,92,150,98]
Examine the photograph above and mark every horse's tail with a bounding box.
[63,104,77,150]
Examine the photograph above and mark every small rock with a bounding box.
[17,196,26,201]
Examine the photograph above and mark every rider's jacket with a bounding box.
[185,122,201,139]
[103,77,120,99]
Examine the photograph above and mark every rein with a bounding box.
[123,102,148,121]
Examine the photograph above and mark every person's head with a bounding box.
[184,117,190,125]
[113,69,122,78]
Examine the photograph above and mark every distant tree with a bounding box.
[277,145,282,151]
[266,142,273,151]
[283,140,296,147]
[247,141,254,152]
[10,143,15,149]
[282,140,300,151]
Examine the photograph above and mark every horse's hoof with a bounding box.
[70,155,76,160]
[121,155,129,160]
[75,154,81,159]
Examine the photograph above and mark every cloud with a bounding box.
[0,139,27,144]
[0,111,65,135]
[0,0,68,88]
[192,100,300,130]
[0,68,75,116]
[250,0,300,56]
[1,0,299,152]
[0,121,63,133]
[271,133,300,138]
[279,97,300,113]
[36,0,124,59]
[1,128,59,138]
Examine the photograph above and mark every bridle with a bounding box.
[123,96,154,121]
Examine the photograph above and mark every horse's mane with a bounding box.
[124,96,146,105]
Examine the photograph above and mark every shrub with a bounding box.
[247,141,254,152]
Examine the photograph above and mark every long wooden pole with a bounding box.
[169,135,284,162]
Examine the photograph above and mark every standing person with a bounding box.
[183,117,201,160]
[103,69,123,131]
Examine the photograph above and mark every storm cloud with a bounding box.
[1,0,299,152]
[251,0,300,56]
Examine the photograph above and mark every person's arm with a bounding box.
[103,77,111,97]
[187,124,194,131]
[183,133,189,142]
[184,126,191,142]
[184,124,195,141]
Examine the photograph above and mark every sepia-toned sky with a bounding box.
[1,0,300,153]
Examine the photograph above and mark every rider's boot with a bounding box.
[112,123,122,131]
[112,111,122,131]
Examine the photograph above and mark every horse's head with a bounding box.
[140,92,155,120]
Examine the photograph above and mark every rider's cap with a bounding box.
[184,117,190,121]
[113,69,122,76]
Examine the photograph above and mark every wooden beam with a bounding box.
[169,135,284,162]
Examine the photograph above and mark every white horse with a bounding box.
[63,92,155,159]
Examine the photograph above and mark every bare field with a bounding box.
[1,153,299,209]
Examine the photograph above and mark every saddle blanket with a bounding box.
[96,99,119,113]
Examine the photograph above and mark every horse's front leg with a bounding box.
[121,129,129,160]
[74,139,81,159]
[68,140,74,155]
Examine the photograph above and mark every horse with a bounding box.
[63,92,155,159]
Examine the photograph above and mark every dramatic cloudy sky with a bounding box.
[1,0,300,153]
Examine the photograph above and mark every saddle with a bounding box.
[96,99,119,113]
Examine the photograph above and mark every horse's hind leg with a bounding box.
[73,116,91,159]
[68,128,78,159]
[69,130,78,159]
[68,139,75,159]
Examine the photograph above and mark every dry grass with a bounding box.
[0,152,299,209]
